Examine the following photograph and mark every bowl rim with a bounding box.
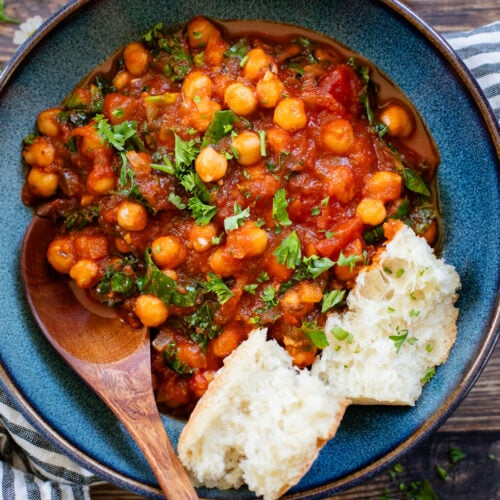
[0,0,499,498]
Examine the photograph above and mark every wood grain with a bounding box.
[1,1,499,499]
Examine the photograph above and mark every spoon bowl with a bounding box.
[20,203,198,500]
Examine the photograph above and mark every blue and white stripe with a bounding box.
[445,21,500,120]
[0,388,101,499]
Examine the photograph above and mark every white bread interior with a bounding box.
[312,223,461,405]
[178,328,350,500]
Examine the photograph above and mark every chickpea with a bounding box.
[189,223,218,252]
[379,103,413,137]
[210,327,245,358]
[280,282,322,322]
[208,247,241,277]
[231,131,262,166]
[226,221,268,258]
[116,200,148,231]
[204,32,228,67]
[187,16,220,48]
[73,123,107,158]
[27,167,58,197]
[74,233,109,260]
[267,127,291,153]
[256,71,285,108]
[325,165,355,203]
[182,70,213,101]
[422,219,437,245]
[46,237,76,274]
[37,108,62,137]
[334,239,363,282]
[314,47,339,63]
[69,259,99,289]
[112,70,132,91]
[356,197,387,225]
[189,98,221,132]
[297,282,323,303]
[223,82,257,116]
[321,118,355,154]
[163,268,178,281]
[134,294,168,327]
[151,235,187,268]
[363,171,402,202]
[122,42,150,76]
[23,137,56,167]
[177,342,207,369]
[242,48,271,81]
[195,146,228,182]
[273,97,307,132]
[115,237,132,254]
[86,168,115,195]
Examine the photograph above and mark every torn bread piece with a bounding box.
[312,223,461,406]
[178,328,350,500]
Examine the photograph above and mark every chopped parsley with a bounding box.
[201,110,238,148]
[188,196,217,225]
[224,204,250,231]
[331,326,353,344]
[203,273,234,304]
[421,366,436,384]
[273,231,302,269]
[137,248,198,307]
[321,289,346,313]
[389,326,417,353]
[94,114,138,151]
[272,188,292,226]
[301,321,329,349]
[303,254,335,279]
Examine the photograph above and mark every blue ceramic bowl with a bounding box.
[0,1,499,498]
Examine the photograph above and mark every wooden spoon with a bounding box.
[20,205,198,500]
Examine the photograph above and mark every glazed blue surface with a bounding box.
[0,0,498,498]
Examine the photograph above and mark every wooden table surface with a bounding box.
[1,1,499,499]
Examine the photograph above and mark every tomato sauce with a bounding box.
[22,16,440,418]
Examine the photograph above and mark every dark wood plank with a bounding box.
[405,0,500,32]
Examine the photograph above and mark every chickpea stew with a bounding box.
[22,16,440,418]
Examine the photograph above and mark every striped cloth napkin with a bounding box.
[0,20,499,500]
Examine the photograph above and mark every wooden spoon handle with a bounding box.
[89,364,198,500]
[124,409,198,500]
